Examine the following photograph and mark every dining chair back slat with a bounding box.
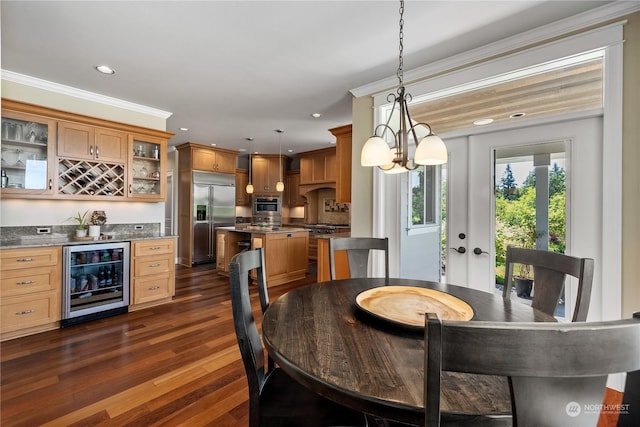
[230,248,367,427]
[329,237,389,280]
[503,246,594,321]
[425,312,640,427]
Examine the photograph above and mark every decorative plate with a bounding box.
[355,286,474,329]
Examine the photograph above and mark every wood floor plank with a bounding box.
[1,263,316,426]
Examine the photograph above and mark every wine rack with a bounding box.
[58,159,125,197]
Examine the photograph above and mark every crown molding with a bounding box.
[351,1,640,97]
[1,70,173,119]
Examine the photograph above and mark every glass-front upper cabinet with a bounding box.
[128,134,166,200]
[1,110,56,195]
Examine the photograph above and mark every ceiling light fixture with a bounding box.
[275,130,285,192]
[510,112,526,118]
[311,113,322,118]
[361,0,447,173]
[179,127,189,131]
[473,118,494,126]
[95,65,115,75]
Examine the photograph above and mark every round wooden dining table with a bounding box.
[262,277,555,425]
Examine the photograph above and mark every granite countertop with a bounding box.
[316,232,351,239]
[1,234,178,250]
[218,226,308,234]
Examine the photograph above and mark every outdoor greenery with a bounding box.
[495,163,566,282]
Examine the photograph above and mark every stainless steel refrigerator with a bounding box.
[192,171,235,264]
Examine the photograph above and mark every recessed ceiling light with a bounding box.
[245,137,254,141]
[510,112,526,118]
[329,140,336,145]
[473,118,494,126]
[287,149,294,153]
[311,113,322,118]
[95,65,116,74]
[179,127,189,131]
[210,143,217,147]
[238,148,247,152]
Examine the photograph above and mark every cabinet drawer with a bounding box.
[1,292,60,334]
[1,267,58,297]
[133,275,172,305]
[133,239,174,257]
[134,256,172,276]
[0,247,60,270]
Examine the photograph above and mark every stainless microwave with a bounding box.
[252,196,282,219]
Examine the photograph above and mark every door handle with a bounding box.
[473,247,489,255]
[449,246,466,254]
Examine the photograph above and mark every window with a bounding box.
[410,165,438,227]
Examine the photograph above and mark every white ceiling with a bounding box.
[0,1,613,155]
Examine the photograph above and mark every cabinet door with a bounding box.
[252,157,270,192]
[1,110,56,195]
[287,233,309,273]
[95,128,127,163]
[324,152,337,182]
[214,151,237,174]
[300,156,313,184]
[58,121,95,160]
[128,135,166,200]
[235,170,249,206]
[286,172,302,206]
[192,148,217,172]
[265,234,288,276]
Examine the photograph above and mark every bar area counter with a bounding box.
[216,226,309,286]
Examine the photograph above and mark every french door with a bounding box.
[444,117,602,320]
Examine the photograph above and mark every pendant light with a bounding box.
[246,138,254,194]
[275,129,285,192]
[360,0,447,173]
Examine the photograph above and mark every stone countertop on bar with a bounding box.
[218,226,309,234]
[0,234,178,250]
[315,232,351,239]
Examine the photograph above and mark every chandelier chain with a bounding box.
[397,0,405,89]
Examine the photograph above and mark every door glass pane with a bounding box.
[1,118,49,189]
[494,142,567,315]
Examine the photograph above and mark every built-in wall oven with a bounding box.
[252,196,282,225]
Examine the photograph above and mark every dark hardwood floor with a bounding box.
[1,263,316,427]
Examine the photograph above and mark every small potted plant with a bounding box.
[69,210,89,238]
[514,263,534,298]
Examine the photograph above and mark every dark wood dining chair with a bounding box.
[229,248,368,427]
[502,246,594,321]
[329,237,389,280]
[425,312,640,427]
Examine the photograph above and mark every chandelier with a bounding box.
[360,0,447,173]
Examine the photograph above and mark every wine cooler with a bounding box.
[62,242,130,326]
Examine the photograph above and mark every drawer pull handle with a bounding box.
[149,263,161,267]
[16,309,34,316]
[17,258,34,262]
[17,280,35,285]
[149,246,161,250]
[148,286,161,291]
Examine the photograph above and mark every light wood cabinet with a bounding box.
[285,171,303,207]
[128,134,167,201]
[257,231,308,286]
[0,109,57,196]
[1,99,172,201]
[130,238,175,310]
[176,143,238,266]
[0,246,62,341]
[330,124,352,203]
[191,146,236,174]
[235,169,250,206]
[251,155,287,195]
[58,122,127,163]
[299,148,336,185]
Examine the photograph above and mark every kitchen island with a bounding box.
[216,226,309,286]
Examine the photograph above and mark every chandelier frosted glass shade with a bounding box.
[361,136,394,166]
[415,133,448,165]
[276,181,285,192]
[246,183,254,194]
